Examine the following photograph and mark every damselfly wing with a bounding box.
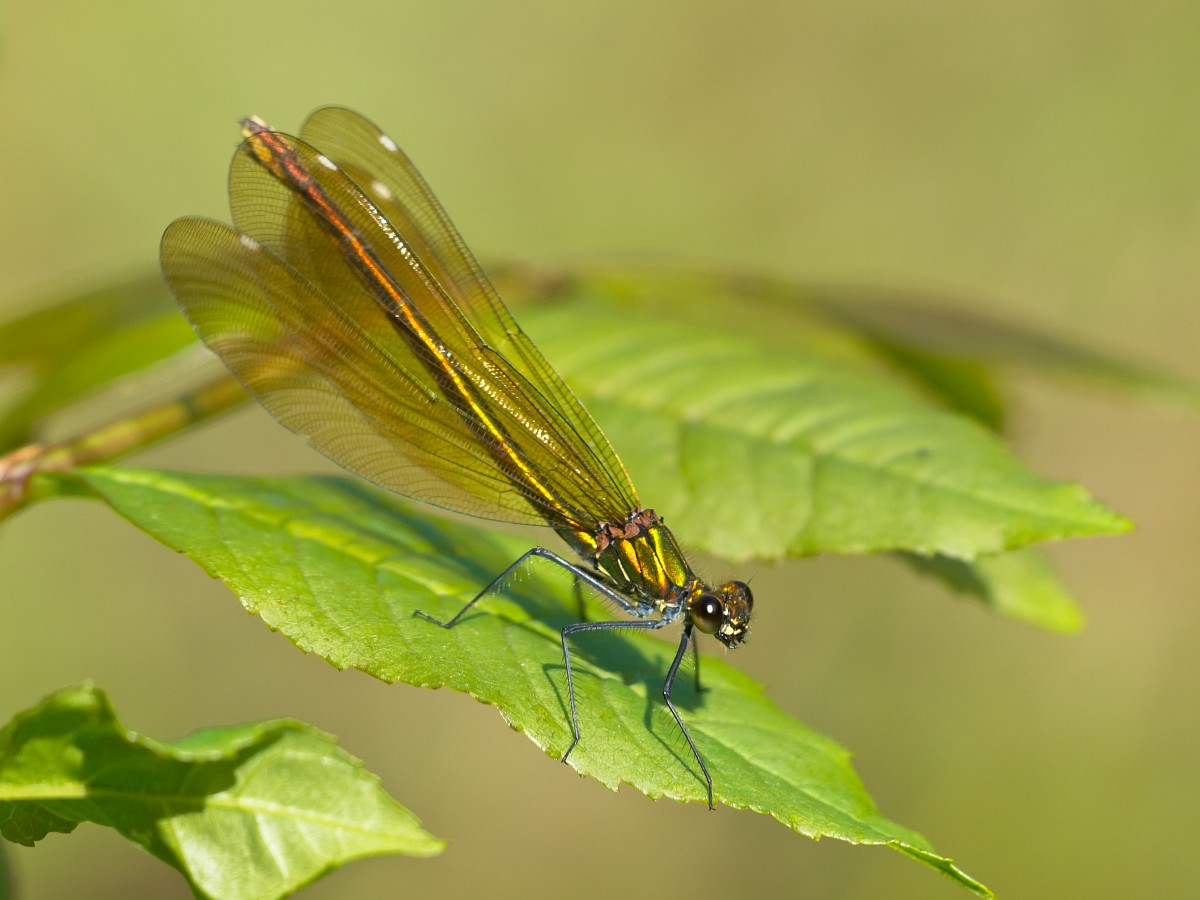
[160,107,753,808]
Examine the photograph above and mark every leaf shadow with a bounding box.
[537,621,711,795]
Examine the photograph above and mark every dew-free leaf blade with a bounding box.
[807,283,1200,412]
[853,341,1007,430]
[898,547,1084,632]
[1,266,1133,565]
[0,683,442,899]
[513,279,1130,562]
[3,264,1127,638]
[46,467,991,897]
[0,273,191,447]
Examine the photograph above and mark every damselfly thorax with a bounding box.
[560,507,752,645]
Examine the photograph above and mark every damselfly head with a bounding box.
[688,580,753,649]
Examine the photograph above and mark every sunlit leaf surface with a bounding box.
[0,683,442,899]
[42,467,992,896]
[515,283,1129,562]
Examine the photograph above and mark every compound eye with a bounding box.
[730,580,753,612]
[692,593,724,634]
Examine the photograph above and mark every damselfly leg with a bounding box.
[570,568,706,695]
[559,617,713,808]
[413,549,715,808]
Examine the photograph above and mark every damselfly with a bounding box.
[160,108,753,808]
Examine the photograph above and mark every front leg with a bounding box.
[413,546,640,628]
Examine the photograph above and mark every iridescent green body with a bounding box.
[560,507,751,645]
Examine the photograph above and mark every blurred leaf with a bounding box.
[44,468,992,897]
[0,683,442,899]
[0,272,170,367]
[4,266,1129,627]
[0,839,10,900]
[899,547,1084,632]
[515,282,1129,562]
[505,265,1200,422]
[6,265,1194,458]
[0,273,188,447]
[856,341,1006,430]
[807,283,1200,412]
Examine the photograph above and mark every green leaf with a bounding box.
[0,683,443,899]
[48,467,992,897]
[898,547,1084,632]
[0,274,189,447]
[854,341,1007,430]
[807,282,1200,412]
[514,276,1130,562]
[5,267,1127,631]
[1,268,1133,563]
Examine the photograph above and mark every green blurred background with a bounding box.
[2,2,1198,898]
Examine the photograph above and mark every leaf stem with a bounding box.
[0,374,246,518]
